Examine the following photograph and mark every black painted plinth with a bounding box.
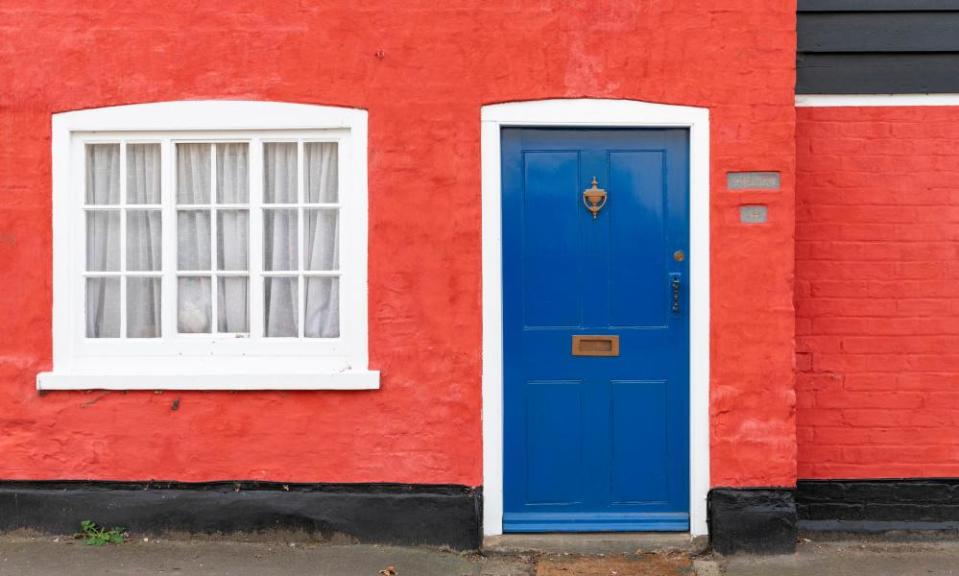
[708,488,798,555]
[799,479,959,533]
[0,482,482,551]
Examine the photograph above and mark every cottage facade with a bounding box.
[1,0,958,553]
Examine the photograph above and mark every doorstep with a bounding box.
[483,532,707,555]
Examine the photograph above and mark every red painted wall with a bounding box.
[797,106,959,479]
[0,1,796,488]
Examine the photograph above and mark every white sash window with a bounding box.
[41,101,377,390]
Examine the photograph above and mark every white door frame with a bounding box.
[480,99,710,537]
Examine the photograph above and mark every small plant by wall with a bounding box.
[77,521,126,546]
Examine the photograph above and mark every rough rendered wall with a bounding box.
[797,106,959,479]
[0,1,796,488]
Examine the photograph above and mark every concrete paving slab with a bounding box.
[0,537,533,576]
[692,558,722,576]
[723,540,959,576]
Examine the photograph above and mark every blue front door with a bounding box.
[502,128,690,532]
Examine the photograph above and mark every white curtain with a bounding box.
[86,140,337,339]
[304,141,339,337]
[125,144,162,338]
[263,142,339,338]
[216,143,249,333]
[263,143,300,336]
[176,143,213,333]
[176,143,250,334]
[86,144,163,338]
[86,144,121,337]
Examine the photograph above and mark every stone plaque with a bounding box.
[727,171,781,190]
[739,205,768,224]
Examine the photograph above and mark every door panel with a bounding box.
[522,152,582,328]
[608,151,667,328]
[610,380,669,505]
[525,381,583,504]
[502,128,690,532]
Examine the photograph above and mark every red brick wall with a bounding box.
[0,1,796,488]
[797,106,959,479]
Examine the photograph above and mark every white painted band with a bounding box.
[797,94,959,107]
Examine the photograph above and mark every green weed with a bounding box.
[77,520,126,546]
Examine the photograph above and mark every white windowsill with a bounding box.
[36,370,380,391]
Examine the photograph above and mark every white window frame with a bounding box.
[39,101,378,391]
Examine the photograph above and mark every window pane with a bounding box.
[264,277,298,337]
[86,144,120,205]
[217,210,249,271]
[86,210,121,271]
[216,143,249,204]
[218,277,249,333]
[86,277,120,337]
[263,209,298,271]
[178,277,212,333]
[304,209,338,271]
[263,142,297,203]
[177,210,211,270]
[305,142,338,203]
[177,143,211,204]
[305,277,339,338]
[127,144,161,204]
[127,277,161,338]
[127,210,161,271]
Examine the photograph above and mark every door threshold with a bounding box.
[483,532,707,555]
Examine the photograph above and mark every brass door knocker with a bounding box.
[582,177,607,219]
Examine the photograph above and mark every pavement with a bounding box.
[4,532,959,575]
[721,539,959,576]
[0,536,526,576]
[0,532,697,576]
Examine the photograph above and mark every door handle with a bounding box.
[670,273,681,314]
